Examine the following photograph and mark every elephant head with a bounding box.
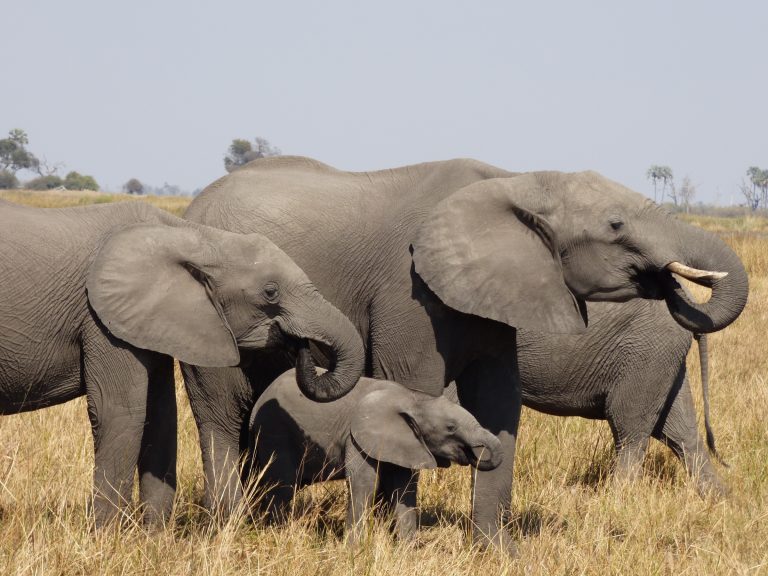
[412,171,747,334]
[344,375,503,471]
[86,221,364,401]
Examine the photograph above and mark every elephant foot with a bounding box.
[695,474,730,501]
[472,526,519,558]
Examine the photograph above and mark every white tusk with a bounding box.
[666,261,728,282]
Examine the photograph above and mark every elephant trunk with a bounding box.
[468,428,503,471]
[661,222,748,333]
[284,295,364,402]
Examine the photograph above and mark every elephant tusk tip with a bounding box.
[666,261,728,282]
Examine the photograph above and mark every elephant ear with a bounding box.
[350,387,437,470]
[412,175,587,334]
[87,223,240,367]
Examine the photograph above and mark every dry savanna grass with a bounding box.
[0,189,192,216]
[1,192,767,574]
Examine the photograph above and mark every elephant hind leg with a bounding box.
[612,438,649,482]
[651,372,728,498]
[138,358,177,527]
[605,364,678,484]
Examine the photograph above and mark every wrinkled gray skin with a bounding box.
[0,199,363,527]
[248,346,502,545]
[447,298,727,496]
[183,156,748,553]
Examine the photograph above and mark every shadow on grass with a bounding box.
[420,503,567,539]
[564,441,684,492]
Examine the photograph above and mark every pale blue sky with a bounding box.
[2,1,765,203]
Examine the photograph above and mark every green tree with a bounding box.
[26,174,64,190]
[123,178,144,195]
[646,165,674,203]
[224,137,280,172]
[0,170,19,189]
[63,171,99,191]
[0,129,39,175]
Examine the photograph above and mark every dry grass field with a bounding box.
[1,192,766,575]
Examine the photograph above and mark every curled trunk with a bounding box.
[661,222,748,333]
[285,296,364,402]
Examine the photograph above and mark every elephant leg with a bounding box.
[181,363,252,520]
[605,366,674,483]
[137,359,177,527]
[345,441,380,547]
[613,438,649,482]
[83,326,150,527]
[652,372,728,498]
[255,445,301,523]
[456,357,520,556]
[378,464,419,541]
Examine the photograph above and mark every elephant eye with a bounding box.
[263,282,280,302]
[609,218,624,232]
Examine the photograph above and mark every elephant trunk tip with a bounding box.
[470,435,503,471]
[294,339,361,402]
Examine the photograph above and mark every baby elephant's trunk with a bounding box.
[469,430,503,471]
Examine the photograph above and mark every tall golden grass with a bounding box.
[0,193,766,574]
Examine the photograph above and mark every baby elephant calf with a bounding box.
[249,348,502,544]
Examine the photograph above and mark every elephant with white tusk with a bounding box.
[182,156,748,554]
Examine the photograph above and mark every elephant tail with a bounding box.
[695,333,728,467]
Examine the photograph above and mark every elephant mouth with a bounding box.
[460,444,499,471]
[435,455,453,468]
[631,269,666,299]
[464,444,499,470]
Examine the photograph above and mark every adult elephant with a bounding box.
[182,156,748,552]
[471,298,724,496]
[0,198,363,527]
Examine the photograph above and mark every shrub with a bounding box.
[26,175,64,190]
[63,171,99,191]
[0,170,18,189]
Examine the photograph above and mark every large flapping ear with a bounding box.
[87,223,240,367]
[350,387,437,470]
[412,175,587,334]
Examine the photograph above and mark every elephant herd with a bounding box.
[0,156,748,555]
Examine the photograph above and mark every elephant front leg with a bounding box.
[345,439,380,547]
[181,363,253,521]
[138,359,178,527]
[456,357,521,557]
[84,334,151,528]
[379,465,419,541]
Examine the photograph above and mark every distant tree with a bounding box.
[678,175,696,213]
[0,129,39,175]
[224,136,281,172]
[157,182,182,196]
[0,170,19,189]
[33,156,65,177]
[26,174,64,190]
[123,178,145,195]
[63,171,99,191]
[646,165,674,203]
[746,166,768,210]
